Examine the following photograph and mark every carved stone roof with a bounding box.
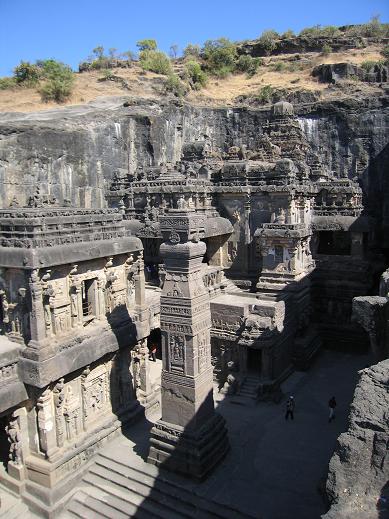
[0,207,125,248]
[0,207,142,268]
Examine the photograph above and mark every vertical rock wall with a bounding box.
[1,97,387,218]
[323,359,389,519]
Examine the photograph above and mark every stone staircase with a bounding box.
[238,376,260,399]
[230,376,260,406]
[62,451,254,519]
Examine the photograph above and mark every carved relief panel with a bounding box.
[197,331,209,374]
[63,383,82,442]
[81,363,111,427]
[2,269,29,343]
[168,334,185,374]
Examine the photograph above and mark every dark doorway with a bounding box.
[0,415,9,471]
[147,328,162,360]
[317,231,351,255]
[247,348,262,375]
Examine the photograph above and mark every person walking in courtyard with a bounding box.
[328,396,337,422]
[285,396,295,420]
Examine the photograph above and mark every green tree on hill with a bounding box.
[136,39,157,52]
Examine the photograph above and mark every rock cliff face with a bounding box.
[323,359,389,519]
[0,94,388,236]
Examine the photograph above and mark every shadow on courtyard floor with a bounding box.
[104,347,372,519]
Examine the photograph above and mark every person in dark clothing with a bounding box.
[285,396,295,420]
[328,396,336,422]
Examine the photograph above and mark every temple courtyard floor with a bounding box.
[84,348,371,519]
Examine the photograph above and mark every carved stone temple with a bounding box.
[0,95,387,517]
[148,208,229,478]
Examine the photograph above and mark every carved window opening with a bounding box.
[81,279,96,320]
[317,231,351,255]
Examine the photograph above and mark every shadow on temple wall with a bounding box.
[106,304,146,427]
[361,142,389,257]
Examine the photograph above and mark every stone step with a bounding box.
[241,381,258,387]
[242,377,260,385]
[240,385,257,392]
[76,482,162,519]
[84,464,192,519]
[239,390,257,397]
[67,490,120,519]
[64,445,254,519]
[239,386,257,392]
[95,455,224,518]
[98,452,251,519]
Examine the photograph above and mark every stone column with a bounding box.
[148,209,229,480]
[96,276,107,320]
[133,252,150,341]
[28,269,47,345]
[37,388,59,459]
[136,340,158,416]
[70,281,82,328]
[134,253,145,307]
[207,236,223,267]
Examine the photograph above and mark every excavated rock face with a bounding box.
[323,359,389,519]
[0,94,388,213]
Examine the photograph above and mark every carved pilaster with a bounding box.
[37,387,59,458]
[96,275,107,319]
[53,378,65,448]
[81,366,90,432]
[134,253,145,307]
[28,269,47,345]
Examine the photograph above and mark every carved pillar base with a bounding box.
[137,388,160,418]
[148,412,229,481]
[7,461,26,481]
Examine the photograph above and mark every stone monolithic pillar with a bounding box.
[26,269,54,362]
[148,209,229,480]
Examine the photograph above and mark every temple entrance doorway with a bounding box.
[0,415,9,473]
[247,348,262,376]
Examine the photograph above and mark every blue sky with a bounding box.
[0,0,388,76]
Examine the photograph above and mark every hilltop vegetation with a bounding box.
[0,18,388,111]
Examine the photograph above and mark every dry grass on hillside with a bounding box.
[188,46,383,105]
[0,46,383,113]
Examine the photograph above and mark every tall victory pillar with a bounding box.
[147,208,229,479]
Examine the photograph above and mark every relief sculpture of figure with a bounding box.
[6,416,22,465]
[220,361,239,396]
